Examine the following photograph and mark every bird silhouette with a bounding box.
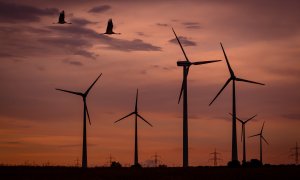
[53,10,72,24]
[103,19,121,35]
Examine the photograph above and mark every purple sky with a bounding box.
[0,0,299,166]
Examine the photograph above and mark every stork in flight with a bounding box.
[104,19,121,35]
[54,10,72,24]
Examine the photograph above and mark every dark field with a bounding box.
[0,166,299,180]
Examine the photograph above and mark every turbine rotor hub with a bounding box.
[177,61,190,66]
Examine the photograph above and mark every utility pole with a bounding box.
[290,142,299,165]
[106,154,115,166]
[209,148,222,166]
[152,153,161,167]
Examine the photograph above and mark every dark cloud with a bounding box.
[47,25,99,38]
[63,59,83,66]
[169,36,197,46]
[74,50,97,59]
[104,38,162,52]
[151,65,174,71]
[70,18,96,26]
[182,22,201,29]
[282,113,300,121]
[0,2,59,23]
[156,23,169,27]
[141,64,174,75]
[39,37,91,48]
[38,36,97,59]
[47,26,162,52]
[88,5,111,13]
[0,25,51,34]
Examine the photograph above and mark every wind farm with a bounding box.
[209,43,265,166]
[0,0,300,180]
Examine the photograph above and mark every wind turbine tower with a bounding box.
[249,122,269,164]
[172,28,221,167]
[56,74,102,168]
[114,89,152,167]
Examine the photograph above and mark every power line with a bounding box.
[290,142,299,165]
[151,153,162,167]
[209,148,222,166]
[106,154,115,166]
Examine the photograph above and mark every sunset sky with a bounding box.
[0,0,300,167]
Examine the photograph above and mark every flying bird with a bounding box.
[103,19,121,35]
[53,10,72,24]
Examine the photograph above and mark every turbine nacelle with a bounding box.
[55,73,102,126]
[114,89,152,127]
[209,43,265,106]
[172,28,221,104]
[177,61,191,66]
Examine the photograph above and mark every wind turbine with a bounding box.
[209,43,265,164]
[172,28,221,167]
[55,73,102,168]
[249,122,269,164]
[114,89,152,167]
[230,113,256,165]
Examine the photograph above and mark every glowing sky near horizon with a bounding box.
[0,0,300,166]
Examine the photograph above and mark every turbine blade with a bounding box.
[220,43,234,77]
[55,88,82,96]
[85,73,102,95]
[171,27,189,62]
[135,89,138,112]
[178,66,189,104]
[245,114,257,123]
[178,79,184,104]
[262,136,269,145]
[85,102,91,125]
[137,114,153,127]
[186,66,190,77]
[114,112,135,123]
[191,60,221,65]
[249,133,260,138]
[209,78,231,106]
[229,113,243,123]
[261,121,265,134]
[235,78,265,86]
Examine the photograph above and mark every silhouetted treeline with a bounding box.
[0,165,300,180]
